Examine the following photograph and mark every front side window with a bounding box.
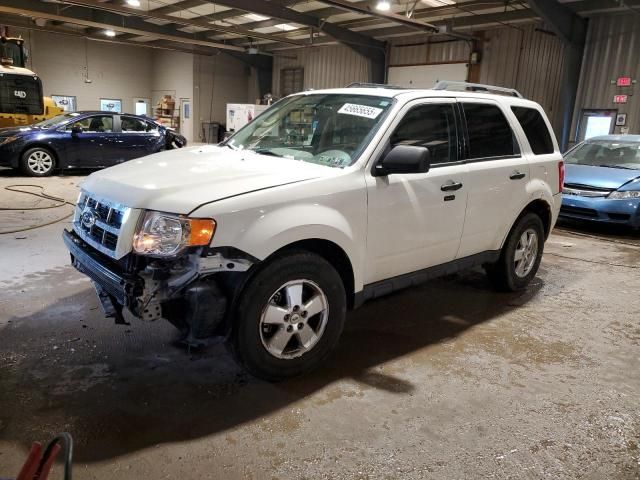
[463,103,518,159]
[565,140,640,170]
[67,115,114,133]
[511,106,554,155]
[226,94,394,168]
[121,116,154,132]
[390,104,457,165]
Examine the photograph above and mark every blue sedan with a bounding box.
[561,135,640,230]
[0,111,186,176]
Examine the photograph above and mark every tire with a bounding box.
[230,251,346,381]
[20,147,55,177]
[485,213,545,292]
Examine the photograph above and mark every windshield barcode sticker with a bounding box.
[338,103,383,119]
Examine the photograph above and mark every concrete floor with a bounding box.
[0,169,639,479]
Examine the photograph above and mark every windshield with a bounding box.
[33,112,81,128]
[225,94,394,168]
[0,40,24,67]
[565,140,640,170]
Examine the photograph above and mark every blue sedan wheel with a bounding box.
[21,147,55,177]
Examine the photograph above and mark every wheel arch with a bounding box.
[20,143,60,166]
[502,199,552,247]
[268,238,356,309]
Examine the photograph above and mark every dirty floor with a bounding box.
[0,171,639,479]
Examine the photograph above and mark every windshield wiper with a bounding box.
[250,148,284,158]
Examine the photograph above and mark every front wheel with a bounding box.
[20,147,55,177]
[230,252,346,381]
[485,213,545,292]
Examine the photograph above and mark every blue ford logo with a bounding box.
[81,210,97,228]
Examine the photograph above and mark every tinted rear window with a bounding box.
[511,106,554,155]
[462,103,518,159]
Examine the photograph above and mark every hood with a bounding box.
[564,164,640,190]
[81,145,340,214]
[0,126,37,137]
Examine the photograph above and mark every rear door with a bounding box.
[456,100,529,258]
[112,115,163,162]
[365,98,469,283]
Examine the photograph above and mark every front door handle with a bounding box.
[441,181,463,192]
[510,171,526,180]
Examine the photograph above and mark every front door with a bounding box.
[456,100,530,258]
[365,99,468,284]
[64,114,115,167]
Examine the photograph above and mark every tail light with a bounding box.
[558,161,565,194]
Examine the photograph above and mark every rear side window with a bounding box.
[121,116,153,132]
[511,107,554,155]
[462,103,518,159]
[391,104,457,165]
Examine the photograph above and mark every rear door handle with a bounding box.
[441,181,463,192]
[510,171,526,180]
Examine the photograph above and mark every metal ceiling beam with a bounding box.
[527,0,587,151]
[199,0,386,63]
[151,0,205,16]
[0,0,247,52]
[53,0,305,45]
[315,0,438,34]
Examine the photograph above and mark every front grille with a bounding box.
[563,183,613,198]
[560,205,598,218]
[73,192,130,258]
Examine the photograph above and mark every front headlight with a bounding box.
[133,211,215,256]
[608,191,640,199]
[0,136,18,146]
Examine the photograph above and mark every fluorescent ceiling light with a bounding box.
[375,0,391,11]
[126,0,141,6]
[104,29,116,37]
[275,23,297,31]
[421,0,455,6]
[244,13,270,21]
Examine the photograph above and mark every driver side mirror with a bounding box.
[71,125,83,135]
[373,145,430,176]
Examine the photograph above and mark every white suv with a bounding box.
[63,81,564,380]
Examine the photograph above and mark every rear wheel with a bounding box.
[230,252,346,381]
[21,147,55,177]
[485,213,545,292]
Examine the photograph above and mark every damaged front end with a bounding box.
[63,228,253,342]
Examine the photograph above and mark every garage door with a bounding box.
[388,63,468,88]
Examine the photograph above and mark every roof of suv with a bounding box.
[296,85,543,109]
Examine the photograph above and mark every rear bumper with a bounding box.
[560,194,640,228]
[63,229,142,307]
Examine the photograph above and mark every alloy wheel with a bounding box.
[27,150,53,174]
[259,279,329,360]
[514,228,539,278]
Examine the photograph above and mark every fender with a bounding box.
[497,177,556,249]
[200,202,365,292]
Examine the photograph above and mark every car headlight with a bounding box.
[133,211,215,256]
[0,136,18,146]
[608,191,640,199]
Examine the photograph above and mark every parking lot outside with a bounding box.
[1,171,638,479]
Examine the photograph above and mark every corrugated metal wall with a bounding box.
[271,45,370,96]
[479,24,565,134]
[572,13,640,138]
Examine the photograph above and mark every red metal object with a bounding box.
[6,434,71,480]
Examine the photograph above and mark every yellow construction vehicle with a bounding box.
[0,35,64,128]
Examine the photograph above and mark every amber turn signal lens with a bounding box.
[188,218,215,246]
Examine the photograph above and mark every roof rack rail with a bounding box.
[346,82,407,90]
[433,81,524,98]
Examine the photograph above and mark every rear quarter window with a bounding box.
[511,106,555,155]
[462,103,518,159]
